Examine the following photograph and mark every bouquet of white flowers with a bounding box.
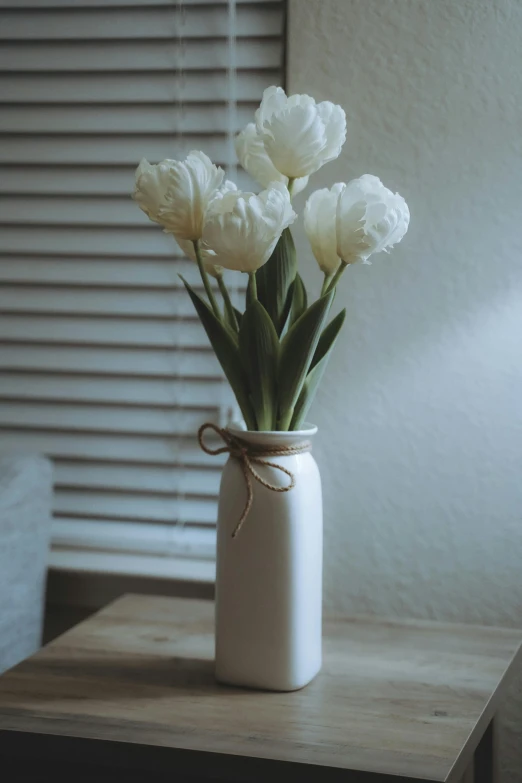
[133,87,410,432]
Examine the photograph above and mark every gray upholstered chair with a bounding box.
[0,453,53,673]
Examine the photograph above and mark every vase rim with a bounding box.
[227,421,318,445]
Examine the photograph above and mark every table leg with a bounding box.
[473,718,499,783]
[460,758,473,783]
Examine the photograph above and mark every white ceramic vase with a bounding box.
[215,423,322,691]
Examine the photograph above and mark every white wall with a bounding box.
[288,1,522,779]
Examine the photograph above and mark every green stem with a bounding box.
[278,407,294,432]
[321,272,332,296]
[326,260,348,294]
[248,271,258,301]
[287,177,295,197]
[217,274,239,331]
[193,240,222,321]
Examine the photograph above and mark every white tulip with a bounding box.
[255,86,346,179]
[133,158,173,226]
[336,175,410,264]
[133,151,225,241]
[173,178,237,257]
[202,181,297,273]
[234,123,308,196]
[303,183,345,275]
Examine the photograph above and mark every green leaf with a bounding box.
[239,300,280,431]
[287,272,308,330]
[256,228,297,335]
[290,308,346,430]
[277,289,335,430]
[222,297,239,333]
[217,276,240,334]
[310,307,347,371]
[181,276,256,430]
[233,307,243,327]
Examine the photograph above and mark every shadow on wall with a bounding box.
[288,1,522,781]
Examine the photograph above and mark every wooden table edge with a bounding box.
[0,727,439,783]
[445,634,522,783]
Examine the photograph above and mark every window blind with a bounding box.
[0,0,285,582]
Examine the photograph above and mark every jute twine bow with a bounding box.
[198,423,312,538]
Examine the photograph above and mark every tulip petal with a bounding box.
[133,151,225,242]
[254,86,347,179]
[262,104,328,179]
[304,183,344,275]
[335,174,410,263]
[318,102,347,164]
[234,122,309,196]
[202,182,296,273]
[255,85,288,127]
[235,122,284,188]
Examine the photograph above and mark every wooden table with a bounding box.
[0,595,520,783]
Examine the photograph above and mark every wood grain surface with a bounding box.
[0,594,520,782]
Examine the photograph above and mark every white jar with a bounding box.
[215,424,322,691]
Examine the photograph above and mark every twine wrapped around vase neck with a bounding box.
[197,422,312,538]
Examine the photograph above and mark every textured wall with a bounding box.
[288,1,522,779]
